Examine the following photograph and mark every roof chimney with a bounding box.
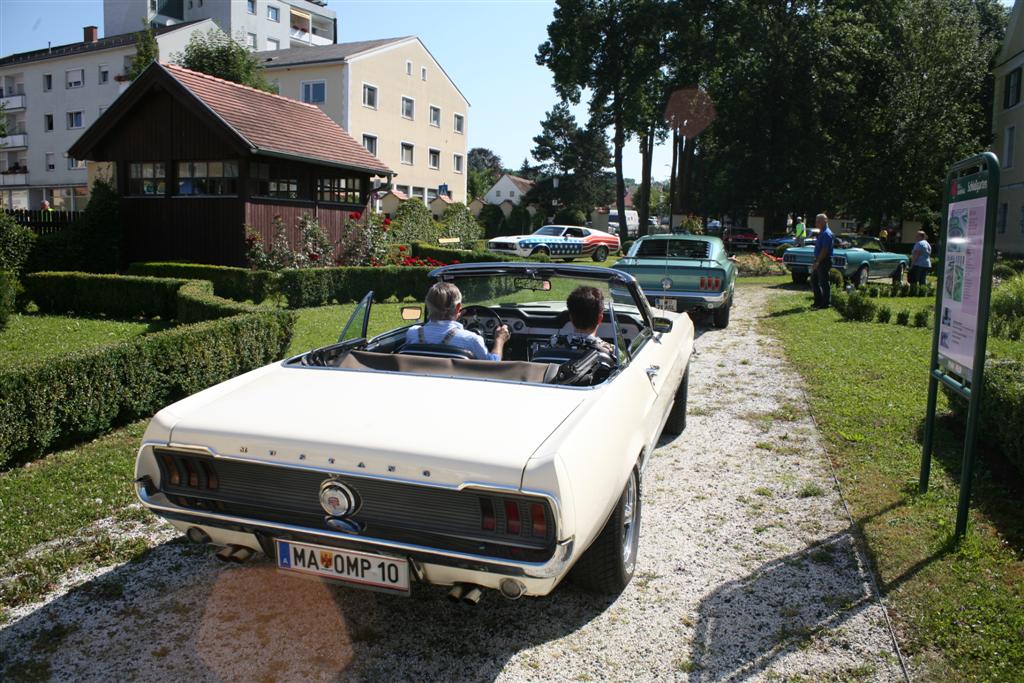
[84,26,98,43]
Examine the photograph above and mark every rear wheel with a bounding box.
[593,246,610,262]
[662,365,689,436]
[854,265,869,288]
[791,272,808,285]
[571,468,641,594]
[712,301,731,328]
[532,246,550,257]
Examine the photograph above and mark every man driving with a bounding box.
[407,282,509,360]
[553,286,615,354]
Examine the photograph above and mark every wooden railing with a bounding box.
[3,209,80,235]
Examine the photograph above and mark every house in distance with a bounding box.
[69,61,393,266]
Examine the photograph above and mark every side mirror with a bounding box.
[401,306,422,321]
[652,317,673,333]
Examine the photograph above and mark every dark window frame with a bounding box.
[127,161,167,196]
[1005,68,1022,109]
[176,160,240,196]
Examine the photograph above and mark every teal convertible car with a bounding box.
[782,236,909,286]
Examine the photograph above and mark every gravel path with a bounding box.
[1,283,905,682]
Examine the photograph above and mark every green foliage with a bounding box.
[831,289,848,315]
[991,273,1024,340]
[293,213,336,267]
[127,262,276,302]
[828,269,843,286]
[992,263,1015,279]
[680,215,703,235]
[24,179,121,273]
[528,104,614,212]
[913,309,929,328]
[505,205,532,234]
[842,291,877,322]
[440,202,483,244]
[390,200,440,244]
[172,28,275,92]
[336,212,390,266]
[0,211,35,275]
[411,242,499,264]
[876,305,892,323]
[553,207,587,226]
[943,360,1024,476]
[278,266,434,308]
[127,22,159,80]
[896,310,911,325]
[478,204,506,237]
[868,285,879,298]
[0,311,293,465]
[0,271,14,330]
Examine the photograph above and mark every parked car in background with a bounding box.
[782,235,909,285]
[487,225,620,261]
[722,227,760,252]
[133,263,694,600]
[608,209,640,237]
[612,233,737,328]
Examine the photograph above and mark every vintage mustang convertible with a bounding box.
[611,234,737,328]
[782,235,909,286]
[486,225,620,262]
[134,263,693,601]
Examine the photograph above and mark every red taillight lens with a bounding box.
[700,276,707,290]
[505,501,521,535]
[531,503,546,537]
[480,499,495,531]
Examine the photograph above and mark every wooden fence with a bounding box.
[3,209,80,236]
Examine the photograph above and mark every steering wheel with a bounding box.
[458,305,504,341]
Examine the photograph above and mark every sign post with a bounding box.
[919,152,1000,539]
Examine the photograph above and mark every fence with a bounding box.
[3,209,80,235]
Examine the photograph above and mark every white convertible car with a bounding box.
[134,263,693,601]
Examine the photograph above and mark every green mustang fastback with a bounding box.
[782,236,910,287]
[612,234,737,328]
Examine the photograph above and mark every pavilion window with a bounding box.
[318,177,361,204]
[128,162,166,196]
[176,160,239,195]
[250,162,299,199]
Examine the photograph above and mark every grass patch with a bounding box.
[762,287,1024,681]
[0,314,170,368]
[797,482,826,498]
[287,303,412,356]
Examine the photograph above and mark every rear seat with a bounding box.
[338,350,560,383]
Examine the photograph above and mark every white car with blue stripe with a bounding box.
[487,225,620,261]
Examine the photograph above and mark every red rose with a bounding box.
[383,217,391,226]
[351,211,362,220]
[310,253,320,261]
[398,245,407,252]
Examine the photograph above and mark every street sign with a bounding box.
[919,152,1000,539]
[438,183,449,197]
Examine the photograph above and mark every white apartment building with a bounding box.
[105,0,337,52]
[0,21,215,210]
[257,37,470,203]
[993,0,1024,254]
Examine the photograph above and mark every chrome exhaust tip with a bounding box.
[228,546,255,563]
[215,545,235,563]
[461,586,483,606]
[499,578,525,600]
[447,584,465,603]
[186,526,211,544]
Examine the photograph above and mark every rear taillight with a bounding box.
[505,501,521,535]
[183,459,198,487]
[480,499,495,531]
[202,461,218,490]
[531,503,546,537]
[700,276,707,289]
[699,276,721,291]
[160,454,180,486]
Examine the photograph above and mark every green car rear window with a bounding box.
[635,239,710,259]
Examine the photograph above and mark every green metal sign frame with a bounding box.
[919,152,1000,538]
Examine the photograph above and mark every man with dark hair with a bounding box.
[554,286,615,354]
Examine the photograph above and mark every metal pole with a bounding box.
[919,374,939,493]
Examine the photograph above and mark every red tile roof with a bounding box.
[384,189,409,200]
[162,63,392,176]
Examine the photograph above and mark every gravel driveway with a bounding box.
[1,283,906,682]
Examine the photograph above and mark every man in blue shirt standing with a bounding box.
[811,213,835,309]
[909,230,932,285]
[406,282,509,360]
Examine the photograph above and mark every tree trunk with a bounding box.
[638,125,654,236]
[614,114,627,243]
[678,136,696,215]
[668,129,679,232]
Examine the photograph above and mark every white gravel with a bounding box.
[0,283,905,682]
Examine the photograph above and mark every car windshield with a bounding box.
[630,239,710,259]
[534,226,565,236]
[849,236,882,251]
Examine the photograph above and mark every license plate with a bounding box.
[656,297,677,311]
[275,539,410,594]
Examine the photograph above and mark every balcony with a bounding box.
[0,171,28,186]
[0,133,27,149]
[0,94,26,111]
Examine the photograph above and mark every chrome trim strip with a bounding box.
[642,289,728,304]
[140,441,566,534]
[135,483,574,579]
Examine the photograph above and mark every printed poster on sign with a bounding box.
[937,196,986,381]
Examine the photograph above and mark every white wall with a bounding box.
[484,175,526,206]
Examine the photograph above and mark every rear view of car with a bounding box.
[723,228,760,252]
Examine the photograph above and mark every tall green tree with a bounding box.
[127,22,160,80]
[172,29,274,92]
[528,104,614,212]
[467,147,503,199]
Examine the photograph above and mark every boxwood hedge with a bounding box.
[127,262,277,303]
[0,270,15,330]
[0,310,294,466]
[278,266,434,308]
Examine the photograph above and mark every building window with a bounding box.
[249,162,298,198]
[362,134,377,157]
[411,186,425,203]
[396,184,410,196]
[428,148,440,170]
[267,37,280,51]
[318,177,361,204]
[67,111,83,129]
[454,113,464,134]
[45,153,55,171]
[1005,68,1022,109]
[301,80,325,104]
[401,142,414,165]
[247,0,256,14]
[43,74,52,91]
[128,162,166,195]
[267,5,279,22]
[66,69,84,89]
[67,156,87,170]
[44,114,54,131]
[429,105,440,127]
[176,160,239,195]
[401,96,414,119]
[405,60,412,76]
[98,65,109,84]
[453,154,463,173]
[246,33,257,49]
[495,190,501,197]
[509,190,515,198]
[421,66,427,81]
[362,83,377,109]
[1005,126,1015,169]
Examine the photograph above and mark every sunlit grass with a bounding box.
[0,314,171,368]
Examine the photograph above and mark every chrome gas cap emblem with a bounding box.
[319,480,358,517]
[661,277,673,290]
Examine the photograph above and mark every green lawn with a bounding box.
[0,313,171,368]
[762,289,1023,682]
[288,303,412,356]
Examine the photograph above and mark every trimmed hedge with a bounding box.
[279,266,434,308]
[0,271,15,330]
[411,242,505,264]
[127,262,277,303]
[0,310,294,465]
[942,359,1024,477]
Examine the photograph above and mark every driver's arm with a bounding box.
[490,325,510,359]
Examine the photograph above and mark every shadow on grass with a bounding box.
[766,306,811,318]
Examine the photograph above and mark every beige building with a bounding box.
[257,37,469,204]
[993,0,1024,254]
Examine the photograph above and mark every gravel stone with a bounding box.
[0,284,905,682]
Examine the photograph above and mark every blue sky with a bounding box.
[0,0,672,182]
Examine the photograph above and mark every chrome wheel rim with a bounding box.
[621,472,638,570]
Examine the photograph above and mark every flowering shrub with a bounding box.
[335,211,390,267]
[292,214,335,268]
[440,203,483,244]
[246,214,338,270]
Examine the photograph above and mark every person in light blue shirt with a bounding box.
[405,282,509,360]
[909,231,932,285]
[811,213,835,308]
